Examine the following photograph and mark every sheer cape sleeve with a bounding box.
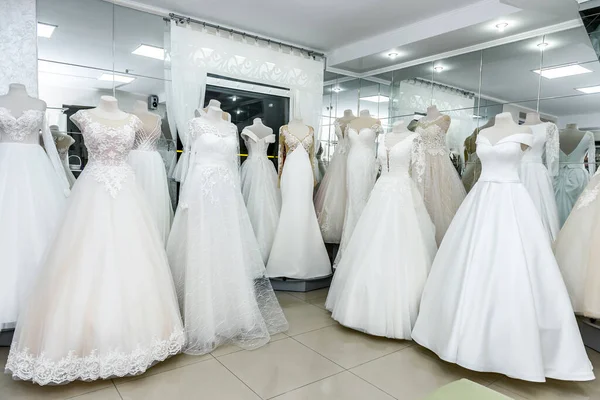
[42,114,70,195]
[587,131,596,176]
[545,123,559,177]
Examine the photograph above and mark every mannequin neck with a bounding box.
[7,83,29,97]
[427,105,440,116]
[359,110,371,118]
[207,99,222,110]
[97,96,120,114]
[343,110,355,118]
[133,100,148,114]
[494,112,517,128]
[565,123,580,132]
[206,106,223,122]
[252,118,265,127]
[524,112,542,126]
[289,117,304,125]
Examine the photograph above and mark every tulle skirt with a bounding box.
[168,162,288,355]
[267,147,331,279]
[314,147,348,244]
[0,143,67,330]
[5,170,184,385]
[326,174,436,339]
[520,162,560,241]
[555,172,600,318]
[128,149,174,244]
[412,179,594,382]
[240,156,281,263]
[555,165,590,226]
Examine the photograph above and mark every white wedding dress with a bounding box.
[413,115,466,245]
[167,117,288,355]
[0,107,68,331]
[555,131,595,226]
[333,124,381,267]
[240,128,281,263]
[412,133,594,382]
[519,122,560,241]
[325,133,437,339]
[6,110,185,385]
[314,121,349,243]
[267,126,331,279]
[128,117,174,244]
[555,170,600,318]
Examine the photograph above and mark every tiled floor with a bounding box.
[2,288,600,400]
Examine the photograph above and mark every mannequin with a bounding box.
[245,118,273,139]
[523,112,543,126]
[132,100,161,132]
[0,83,46,114]
[420,105,443,123]
[385,120,411,148]
[287,117,310,139]
[560,123,587,154]
[348,110,379,131]
[195,99,230,121]
[50,125,77,187]
[336,109,357,133]
[480,112,532,150]
[89,96,128,121]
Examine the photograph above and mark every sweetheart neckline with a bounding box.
[477,133,532,147]
[0,107,44,121]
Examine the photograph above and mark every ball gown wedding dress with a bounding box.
[412,132,594,382]
[267,126,331,279]
[5,110,184,385]
[333,124,382,267]
[240,128,281,263]
[555,170,600,318]
[0,107,68,331]
[413,115,466,245]
[325,133,437,339]
[128,117,174,244]
[519,122,560,241]
[167,117,288,355]
[314,121,350,243]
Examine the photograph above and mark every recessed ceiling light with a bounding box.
[576,85,600,94]
[232,96,237,101]
[98,73,135,84]
[132,44,165,60]
[533,64,592,79]
[495,22,509,32]
[331,86,342,93]
[37,22,57,38]
[360,95,389,103]
[433,66,444,72]
[537,42,550,50]
[236,109,241,114]
[268,103,274,107]
[387,52,399,59]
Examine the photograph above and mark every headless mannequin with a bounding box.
[420,105,443,123]
[287,117,310,139]
[245,118,273,139]
[348,110,379,131]
[196,99,230,121]
[0,83,46,115]
[385,120,411,148]
[132,100,161,132]
[50,125,75,149]
[523,112,543,126]
[336,109,357,133]
[560,123,586,154]
[202,106,230,131]
[479,112,531,150]
[89,96,128,121]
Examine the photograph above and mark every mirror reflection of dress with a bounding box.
[267,125,331,279]
[413,115,466,245]
[6,110,185,385]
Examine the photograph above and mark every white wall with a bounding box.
[556,112,600,131]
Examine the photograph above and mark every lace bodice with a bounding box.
[133,117,162,151]
[71,110,142,197]
[522,122,559,176]
[333,121,350,155]
[477,133,533,183]
[415,115,451,156]
[0,107,43,144]
[242,128,275,160]
[559,131,596,175]
[278,125,316,184]
[379,133,418,178]
[347,124,382,152]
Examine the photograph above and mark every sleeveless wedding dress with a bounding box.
[519,122,560,241]
[555,131,596,226]
[0,107,68,331]
[314,121,350,244]
[128,117,174,244]
[167,117,288,355]
[267,126,331,279]
[6,110,184,385]
[333,124,381,267]
[413,115,466,245]
[412,133,594,382]
[240,128,281,263]
[325,133,436,339]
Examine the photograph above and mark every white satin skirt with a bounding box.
[520,161,560,241]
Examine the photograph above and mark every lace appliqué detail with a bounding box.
[133,117,162,151]
[199,165,236,204]
[5,328,185,386]
[317,207,331,237]
[411,135,427,186]
[0,107,43,142]
[85,163,134,199]
[545,123,560,177]
[576,181,600,210]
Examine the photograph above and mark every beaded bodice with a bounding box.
[278,125,316,184]
[334,121,350,155]
[0,107,43,144]
[415,115,451,155]
[133,117,162,151]
[242,128,275,160]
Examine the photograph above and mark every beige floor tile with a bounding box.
[68,386,122,400]
[211,333,288,358]
[294,325,411,369]
[114,352,212,384]
[271,371,394,400]
[493,376,600,400]
[283,304,336,336]
[218,337,343,399]
[307,295,328,311]
[351,346,499,400]
[116,358,260,400]
[287,288,329,301]
[487,384,530,400]
[276,292,308,308]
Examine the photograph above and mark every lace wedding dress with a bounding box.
[555,170,600,318]
[413,115,466,245]
[333,124,382,267]
[314,121,350,243]
[0,107,68,331]
[555,131,596,226]
[519,122,560,241]
[325,133,437,339]
[128,117,174,244]
[267,126,331,279]
[240,128,281,263]
[167,117,288,355]
[5,110,184,385]
[412,133,593,382]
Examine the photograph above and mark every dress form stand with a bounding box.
[560,123,586,154]
[386,120,411,148]
[523,112,543,126]
[90,96,128,121]
[348,110,379,131]
[132,100,161,131]
[421,105,443,122]
[336,110,357,133]
[195,99,231,121]
[246,118,273,139]
[287,117,310,139]
[480,112,531,146]
[0,83,46,114]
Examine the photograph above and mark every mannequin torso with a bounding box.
[201,106,231,133]
[51,126,75,151]
[88,96,129,122]
[479,112,532,150]
[385,120,411,148]
[132,100,161,133]
[244,118,273,139]
[560,124,587,154]
[196,99,231,121]
[0,83,46,115]
[287,118,310,139]
[523,112,543,126]
[348,110,379,132]
[420,105,443,123]
[336,110,357,135]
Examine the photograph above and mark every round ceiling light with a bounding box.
[331,86,342,93]
[537,42,549,50]
[434,66,444,72]
[387,52,399,59]
[495,22,509,32]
